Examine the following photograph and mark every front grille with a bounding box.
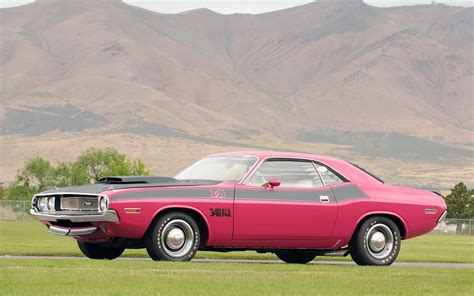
[60,196,99,211]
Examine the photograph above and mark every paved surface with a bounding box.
[1,255,473,268]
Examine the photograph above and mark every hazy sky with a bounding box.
[0,0,472,14]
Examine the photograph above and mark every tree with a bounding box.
[16,157,55,191]
[74,148,150,183]
[53,162,75,187]
[6,157,56,201]
[5,184,36,201]
[0,183,5,200]
[5,148,150,200]
[444,182,474,234]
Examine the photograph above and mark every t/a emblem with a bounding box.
[210,189,226,199]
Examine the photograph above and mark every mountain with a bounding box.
[0,0,473,188]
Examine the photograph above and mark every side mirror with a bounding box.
[267,179,281,189]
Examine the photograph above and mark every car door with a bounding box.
[233,159,338,241]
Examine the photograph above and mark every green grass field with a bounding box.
[1,221,473,263]
[1,221,473,295]
[1,259,474,295]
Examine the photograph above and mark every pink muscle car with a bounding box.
[31,151,447,266]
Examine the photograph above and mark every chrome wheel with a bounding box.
[350,216,401,266]
[160,219,194,258]
[365,223,394,259]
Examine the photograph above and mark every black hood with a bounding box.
[40,177,222,195]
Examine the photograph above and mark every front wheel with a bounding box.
[276,251,316,264]
[349,216,401,266]
[77,241,125,260]
[145,212,200,261]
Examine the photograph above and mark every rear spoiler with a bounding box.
[430,189,444,197]
[413,187,444,197]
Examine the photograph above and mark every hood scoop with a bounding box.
[98,176,178,184]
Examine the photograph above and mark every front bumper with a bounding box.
[48,225,98,236]
[30,209,119,223]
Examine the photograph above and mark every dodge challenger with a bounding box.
[30,151,447,266]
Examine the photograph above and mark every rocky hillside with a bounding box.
[0,0,472,184]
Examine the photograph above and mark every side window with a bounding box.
[314,163,345,185]
[247,160,324,188]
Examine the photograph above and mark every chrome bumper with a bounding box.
[30,209,119,223]
[437,210,448,223]
[48,225,98,236]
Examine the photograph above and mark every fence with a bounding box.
[432,219,473,236]
[0,200,33,221]
[0,200,473,235]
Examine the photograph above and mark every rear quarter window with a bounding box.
[314,163,345,185]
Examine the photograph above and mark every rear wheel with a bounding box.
[77,241,125,260]
[276,251,316,264]
[349,216,401,266]
[145,212,200,261]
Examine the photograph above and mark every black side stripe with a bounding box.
[235,185,366,203]
[332,185,367,202]
[111,185,367,203]
[235,189,335,203]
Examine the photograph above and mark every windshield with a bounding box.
[175,156,257,183]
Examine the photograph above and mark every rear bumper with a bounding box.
[30,209,119,223]
[437,210,448,223]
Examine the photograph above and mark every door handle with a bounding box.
[320,195,330,203]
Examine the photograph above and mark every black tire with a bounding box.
[145,212,200,261]
[349,216,401,266]
[77,241,125,260]
[275,251,316,264]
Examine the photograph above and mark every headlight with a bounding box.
[47,197,55,211]
[99,196,108,212]
[38,197,48,211]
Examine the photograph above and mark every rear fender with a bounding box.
[353,211,408,239]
